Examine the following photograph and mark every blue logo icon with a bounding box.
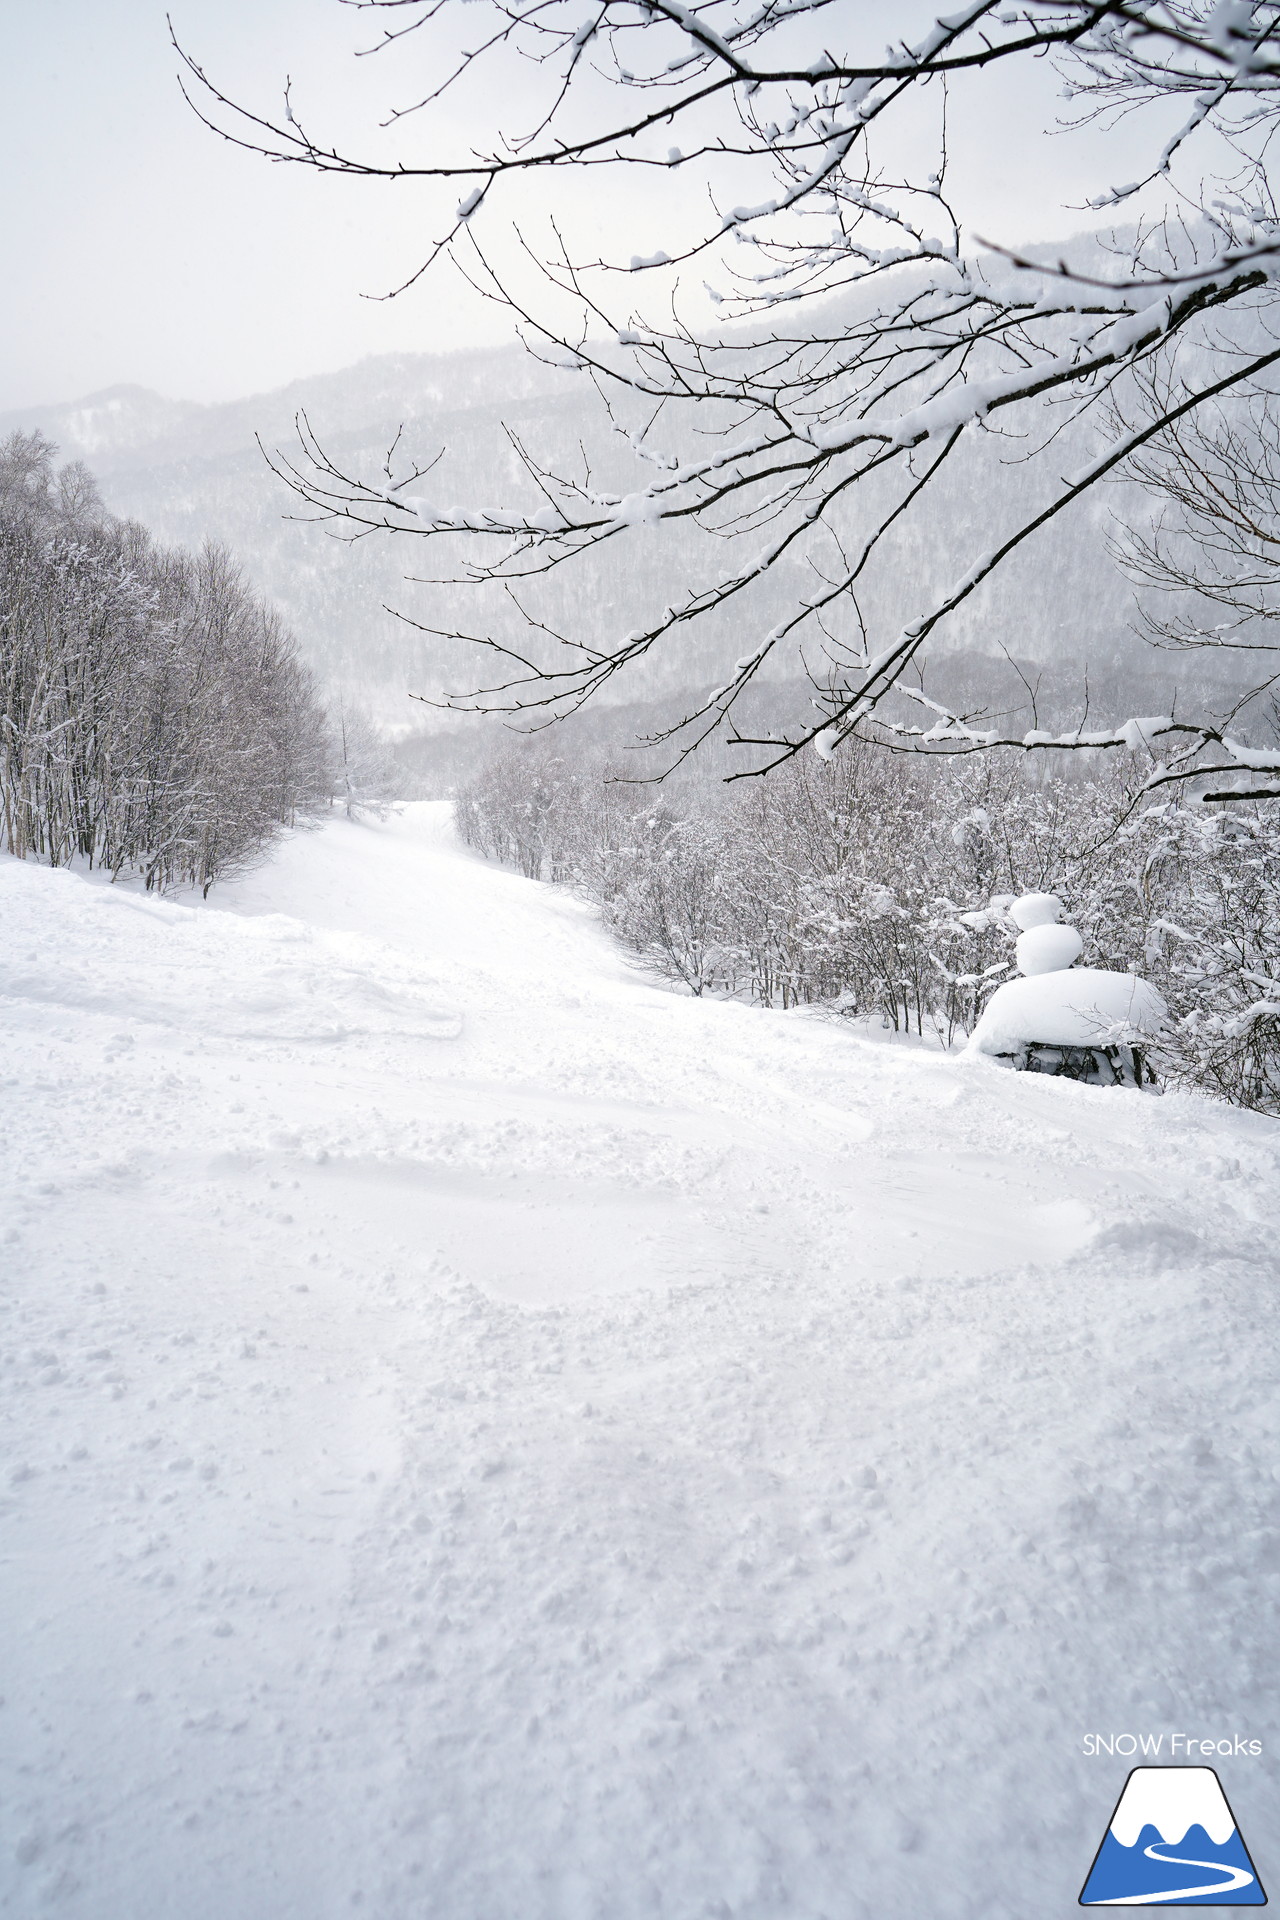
[1080,1766,1266,1905]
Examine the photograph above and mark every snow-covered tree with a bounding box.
[332,702,403,819]
[1109,354,1280,793]
[0,434,334,891]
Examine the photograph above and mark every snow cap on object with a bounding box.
[966,968,1167,1054]
[1016,922,1083,976]
[1109,1767,1235,1849]
[1009,891,1064,930]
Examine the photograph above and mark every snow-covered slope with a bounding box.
[2,807,1279,1918]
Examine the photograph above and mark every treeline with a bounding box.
[457,742,1280,1112]
[0,431,398,893]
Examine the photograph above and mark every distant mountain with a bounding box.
[8,385,200,461]
[0,331,1251,757]
[2,347,596,735]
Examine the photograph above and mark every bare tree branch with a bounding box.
[177,2,1280,786]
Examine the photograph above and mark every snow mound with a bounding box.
[1015,922,1083,975]
[967,968,1167,1054]
[1009,891,1064,930]
[1089,1219,1203,1269]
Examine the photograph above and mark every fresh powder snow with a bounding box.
[2,804,1278,1918]
[1009,891,1066,930]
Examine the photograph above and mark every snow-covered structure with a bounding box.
[967,894,1165,1086]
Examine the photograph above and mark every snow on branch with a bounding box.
[180,2,1280,778]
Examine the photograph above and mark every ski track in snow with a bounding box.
[1,802,1279,1919]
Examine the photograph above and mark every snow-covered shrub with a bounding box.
[454,747,587,879]
[332,703,402,820]
[456,743,1099,1030]
[1121,804,1280,1112]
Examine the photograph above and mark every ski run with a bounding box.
[2,801,1279,1919]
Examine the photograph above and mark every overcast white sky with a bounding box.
[0,1,1185,412]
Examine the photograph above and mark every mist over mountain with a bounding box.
[2,314,1258,775]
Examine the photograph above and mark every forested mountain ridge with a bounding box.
[2,305,1258,756]
[0,329,1248,750]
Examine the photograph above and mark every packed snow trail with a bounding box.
[2,803,1279,1920]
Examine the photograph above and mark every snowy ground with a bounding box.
[2,803,1279,1919]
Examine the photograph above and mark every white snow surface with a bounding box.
[968,968,1168,1054]
[1109,1767,1235,1849]
[2,804,1279,1919]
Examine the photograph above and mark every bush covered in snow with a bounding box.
[1,431,337,891]
[457,740,1280,1112]
[331,702,403,823]
[1129,804,1280,1113]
